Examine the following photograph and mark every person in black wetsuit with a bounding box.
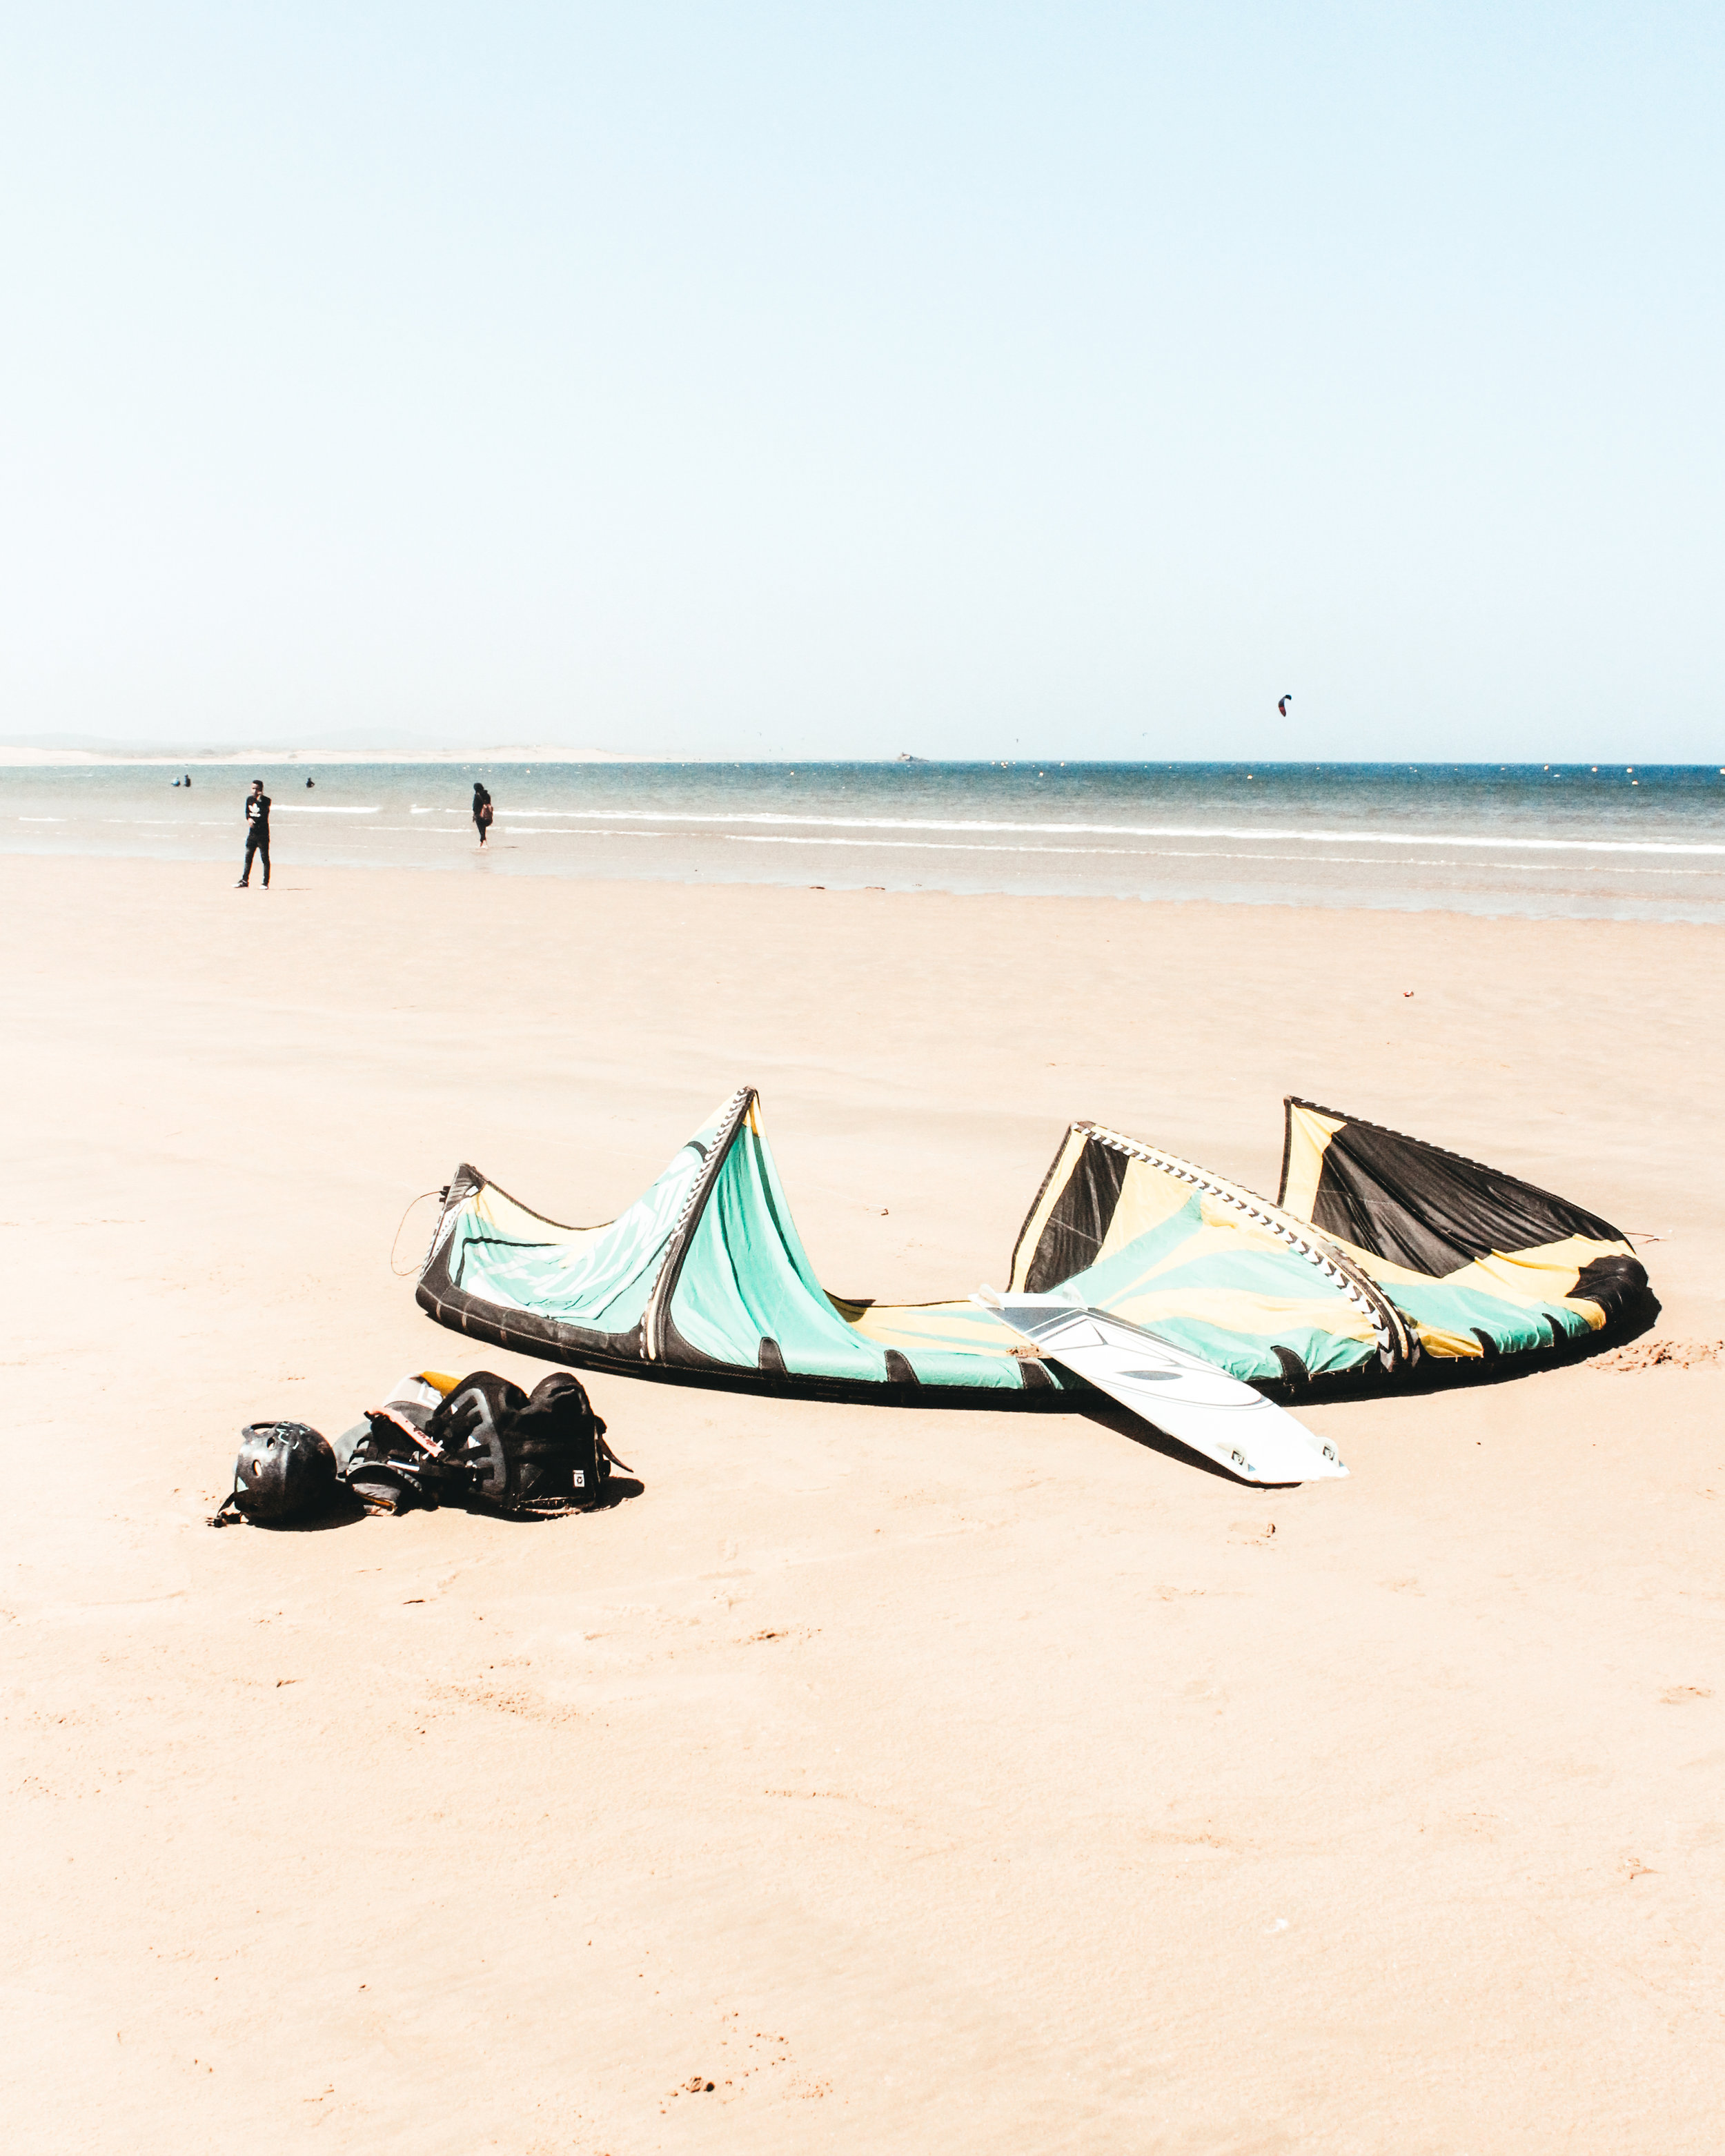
[472,781,493,847]
[237,780,271,887]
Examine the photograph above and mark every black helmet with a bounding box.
[214,1421,337,1526]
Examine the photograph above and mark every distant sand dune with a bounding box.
[0,742,647,767]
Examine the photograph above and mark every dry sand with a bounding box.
[4,853,1722,2154]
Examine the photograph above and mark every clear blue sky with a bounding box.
[1,3,1719,760]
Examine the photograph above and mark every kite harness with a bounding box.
[339,1369,625,1518]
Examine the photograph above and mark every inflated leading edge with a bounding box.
[415,1089,1655,1407]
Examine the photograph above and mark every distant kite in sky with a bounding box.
[1277,693,1292,717]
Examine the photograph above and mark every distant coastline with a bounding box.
[0,742,648,768]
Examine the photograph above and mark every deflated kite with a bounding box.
[415,1088,1653,1418]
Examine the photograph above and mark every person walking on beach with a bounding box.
[236,779,271,888]
[472,781,493,847]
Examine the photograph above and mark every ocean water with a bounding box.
[5,760,1724,923]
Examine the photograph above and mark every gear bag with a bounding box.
[343,1369,622,1517]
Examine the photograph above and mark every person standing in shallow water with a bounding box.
[236,780,270,887]
[472,782,493,847]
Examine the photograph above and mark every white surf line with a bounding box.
[273,804,380,814]
[719,835,1719,873]
[481,807,1725,857]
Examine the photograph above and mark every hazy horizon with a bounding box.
[3,5,1720,764]
[7,733,1720,771]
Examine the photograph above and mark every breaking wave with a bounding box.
[492,807,1725,857]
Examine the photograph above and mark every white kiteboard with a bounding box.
[975,1287,1346,1485]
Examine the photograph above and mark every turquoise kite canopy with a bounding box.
[415,1085,1653,1406]
[419,1087,1055,1403]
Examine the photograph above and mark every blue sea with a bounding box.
[5,760,1724,923]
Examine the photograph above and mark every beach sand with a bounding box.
[5,853,1722,2153]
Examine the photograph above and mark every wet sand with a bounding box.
[5,853,1722,2152]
